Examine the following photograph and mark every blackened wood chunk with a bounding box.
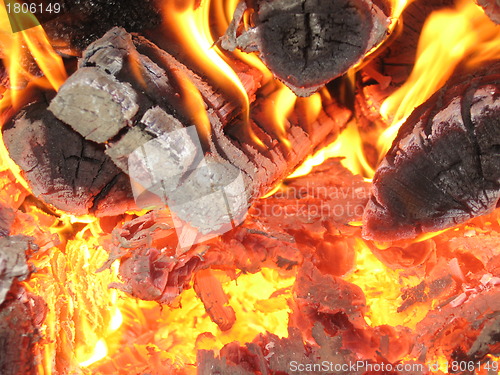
[0,286,47,375]
[3,102,136,216]
[222,0,389,96]
[363,64,500,241]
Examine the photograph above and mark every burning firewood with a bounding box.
[101,159,369,306]
[221,0,390,96]
[5,27,350,226]
[2,102,137,216]
[198,263,414,374]
[355,0,456,126]
[363,62,500,241]
[193,269,237,331]
[412,287,500,369]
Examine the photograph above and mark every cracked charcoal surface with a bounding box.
[2,101,135,216]
[363,63,500,241]
[226,0,387,95]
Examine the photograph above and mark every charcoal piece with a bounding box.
[0,236,32,305]
[3,101,136,216]
[48,67,139,143]
[0,286,46,375]
[412,288,500,364]
[221,0,389,96]
[363,64,500,241]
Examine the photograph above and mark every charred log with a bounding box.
[363,63,500,241]
[2,101,136,216]
[221,0,390,96]
[12,27,349,223]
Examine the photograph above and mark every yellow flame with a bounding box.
[289,121,375,179]
[378,0,500,156]
[268,83,296,148]
[161,0,264,147]
[78,339,108,368]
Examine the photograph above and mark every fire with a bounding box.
[160,0,264,146]
[0,2,66,97]
[0,0,499,373]
[265,83,296,149]
[289,119,375,179]
[346,239,423,328]
[86,269,294,373]
[378,0,500,155]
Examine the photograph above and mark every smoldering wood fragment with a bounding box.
[0,285,47,375]
[355,0,455,126]
[3,101,136,216]
[412,288,500,364]
[466,314,500,360]
[0,205,14,238]
[48,67,140,143]
[193,269,236,331]
[221,0,389,96]
[476,0,500,24]
[0,236,32,305]
[363,64,500,241]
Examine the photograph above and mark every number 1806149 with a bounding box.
[5,2,61,14]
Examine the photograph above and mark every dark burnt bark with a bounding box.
[221,0,390,96]
[2,101,136,216]
[363,62,500,241]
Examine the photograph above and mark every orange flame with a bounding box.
[0,1,67,110]
[289,120,375,179]
[378,0,500,156]
[160,0,265,146]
